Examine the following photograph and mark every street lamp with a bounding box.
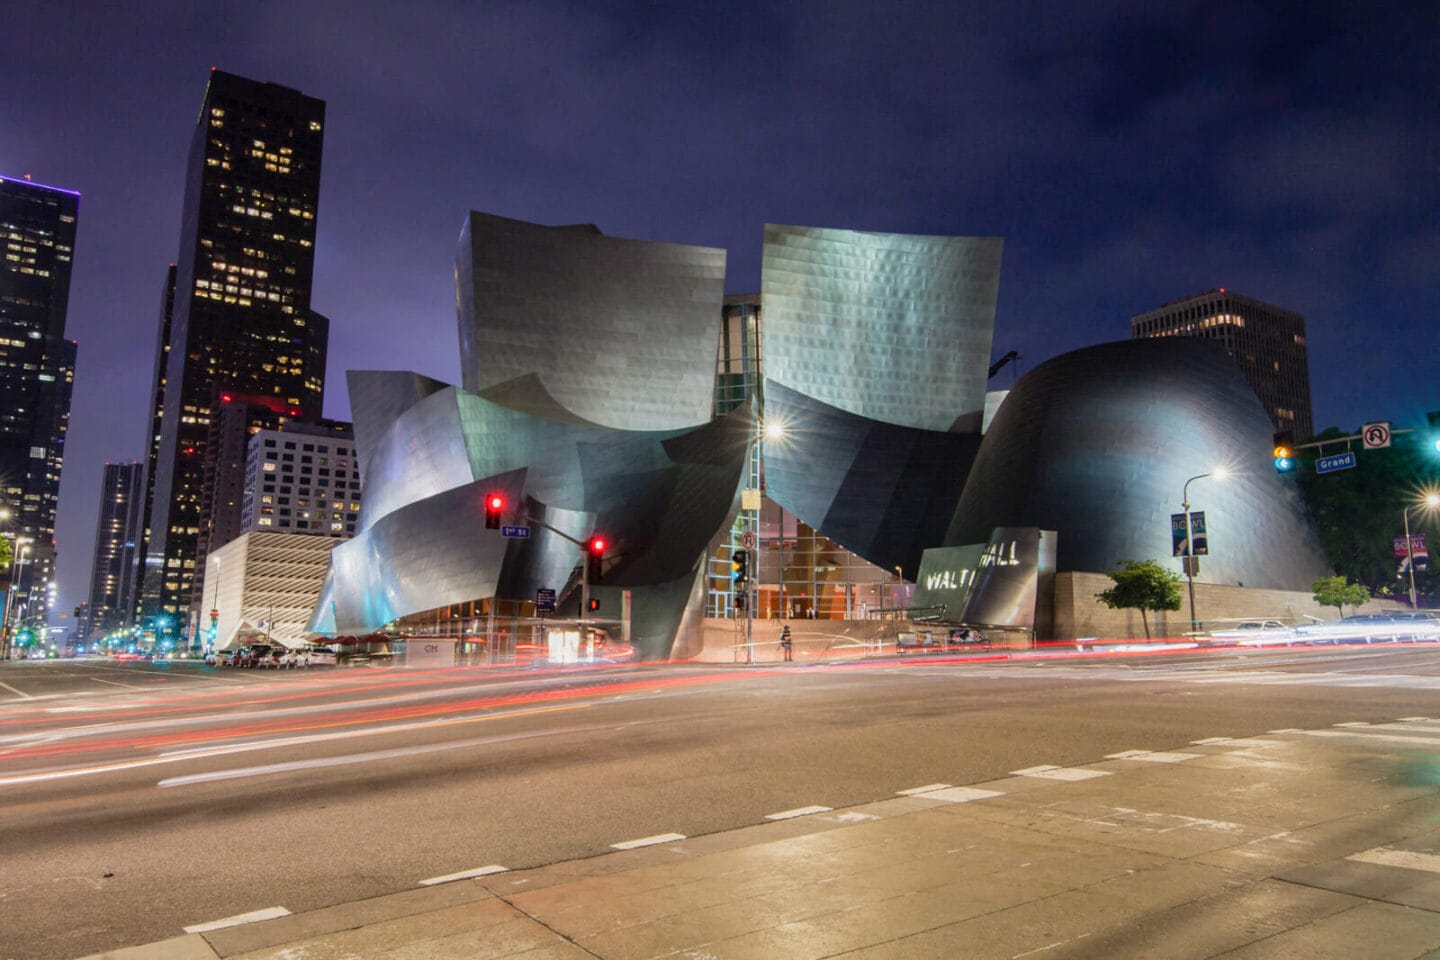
[1402,491,1440,607]
[1180,469,1228,633]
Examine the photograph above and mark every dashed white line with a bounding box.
[1191,737,1232,744]
[610,833,686,850]
[1010,765,1111,781]
[183,906,290,933]
[1348,847,1440,874]
[1333,721,1371,727]
[1105,750,1201,763]
[897,783,952,796]
[916,786,1004,803]
[766,805,832,820]
[419,865,508,886]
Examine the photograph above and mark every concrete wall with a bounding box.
[1053,571,1406,641]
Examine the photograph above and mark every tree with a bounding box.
[0,535,10,574]
[1096,560,1182,639]
[1312,575,1370,618]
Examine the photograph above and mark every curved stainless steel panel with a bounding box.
[946,338,1330,590]
[456,211,726,431]
[760,224,1002,432]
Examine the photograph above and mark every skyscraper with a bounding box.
[0,174,79,629]
[83,462,144,640]
[141,70,328,633]
[1131,289,1314,440]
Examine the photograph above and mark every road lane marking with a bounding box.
[1333,721,1371,727]
[766,805,832,820]
[1010,765,1111,781]
[0,680,32,699]
[1191,737,1232,744]
[419,865,508,886]
[183,906,290,933]
[1398,716,1432,722]
[1104,750,1201,763]
[897,783,952,795]
[1348,847,1440,874]
[916,786,1004,803]
[1300,729,1440,745]
[611,833,686,850]
[91,678,144,688]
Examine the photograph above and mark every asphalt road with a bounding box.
[5,645,1440,959]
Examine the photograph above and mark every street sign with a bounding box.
[740,530,756,550]
[536,588,556,612]
[1315,451,1356,475]
[1362,422,1391,449]
[501,525,531,539]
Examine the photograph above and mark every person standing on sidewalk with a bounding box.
[780,624,793,661]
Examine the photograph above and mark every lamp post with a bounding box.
[1402,493,1440,607]
[1180,470,1227,634]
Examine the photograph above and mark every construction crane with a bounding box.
[988,350,1019,379]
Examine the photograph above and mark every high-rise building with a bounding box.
[0,174,80,629]
[134,265,175,625]
[141,70,328,635]
[1130,289,1313,440]
[83,462,144,640]
[238,421,359,538]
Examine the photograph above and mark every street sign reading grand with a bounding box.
[1315,451,1357,474]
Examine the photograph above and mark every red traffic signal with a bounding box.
[587,597,601,612]
[484,492,505,529]
[587,535,606,582]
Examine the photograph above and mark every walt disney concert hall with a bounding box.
[309,213,1329,658]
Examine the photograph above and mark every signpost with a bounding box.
[535,588,556,612]
[501,525,530,539]
[1315,451,1357,475]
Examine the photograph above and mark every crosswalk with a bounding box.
[971,661,1440,690]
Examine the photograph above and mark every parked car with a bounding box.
[299,645,337,666]
[1204,620,1296,646]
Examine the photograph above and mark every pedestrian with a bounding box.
[780,624,793,661]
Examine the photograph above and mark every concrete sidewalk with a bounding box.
[78,722,1440,959]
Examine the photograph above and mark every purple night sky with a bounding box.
[2,1,1436,623]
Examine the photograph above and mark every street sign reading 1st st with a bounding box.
[1315,451,1357,475]
[501,525,531,539]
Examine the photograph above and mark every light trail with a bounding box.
[0,670,750,764]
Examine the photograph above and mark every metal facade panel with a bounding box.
[762,380,980,578]
[760,224,1002,432]
[456,211,726,431]
[945,339,1331,590]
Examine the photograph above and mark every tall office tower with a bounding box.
[83,462,145,640]
[1131,289,1314,440]
[134,265,175,625]
[238,421,359,538]
[0,175,80,628]
[142,70,328,634]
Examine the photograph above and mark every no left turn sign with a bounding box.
[1362,422,1391,449]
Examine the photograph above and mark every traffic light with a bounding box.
[587,535,606,582]
[1273,431,1295,473]
[587,597,601,613]
[730,549,749,586]
[484,492,505,529]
